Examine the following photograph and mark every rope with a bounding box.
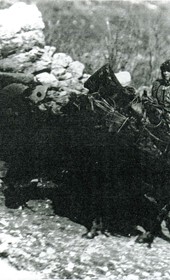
[144,127,167,143]
[117,117,129,133]
[146,119,163,129]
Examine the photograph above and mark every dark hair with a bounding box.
[160,60,170,78]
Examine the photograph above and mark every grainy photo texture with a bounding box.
[0,0,170,279]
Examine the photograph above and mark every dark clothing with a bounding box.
[152,79,170,110]
[151,78,170,126]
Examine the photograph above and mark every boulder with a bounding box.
[58,72,72,81]
[35,72,58,85]
[38,100,62,115]
[27,85,49,104]
[41,46,56,61]
[26,46,56,74]
[0,2,90,110]
[54,91,70,105]
[0,46,56,74]
[51,66,66,78]
[58,78,85,91]
[68,61,85,79]
[0,2,45,57]
[0,47,44,73]
[115,71,131,87]
[80,73,91,84]
[51,53,73,69]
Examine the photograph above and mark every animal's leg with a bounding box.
[136,202,170,246]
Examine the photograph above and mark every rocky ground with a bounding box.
[0,191,170,280]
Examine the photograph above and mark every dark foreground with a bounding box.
[0,192,170,280]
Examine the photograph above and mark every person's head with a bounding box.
[160,60,170,81]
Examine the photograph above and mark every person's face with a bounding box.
[163,70,170,81]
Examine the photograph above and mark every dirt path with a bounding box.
[0,191,170,280]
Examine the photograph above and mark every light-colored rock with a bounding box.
[57,80,70,88]
[0,46,56,74]
[27,45,56,74]
[46,89,70,105]
[0,2,45,57]
[0,3,92,108]
[68,61,85,78]
[46,90,60,99]
[58,78,84,90]
[58,87,82,95]
[81,87,89,94]
[0,47,43,72]
[42,46,56,60]
[38,103,48,111]
[115,71,131,87]
[82,73,91,79]
[40,100,62,115]
[56,92,70,104]
[35,72,57,85]
[80,73,91,84]
[51,66,66,78]
[51,80,60,89]
[51,53,73,69]
[28,85,49,103]
[58,72,72,81]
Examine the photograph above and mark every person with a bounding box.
[152,60,170,109]
[151,60,170,129]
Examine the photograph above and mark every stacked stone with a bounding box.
[0,2,90,114]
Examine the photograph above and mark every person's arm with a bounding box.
[151,80,165,105]
[152,80,159,99]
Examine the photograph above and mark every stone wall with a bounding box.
[0,2,90,115]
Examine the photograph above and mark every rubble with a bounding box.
[0,2,45,57]
[0,3,89,113]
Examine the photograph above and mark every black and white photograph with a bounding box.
[0,0,170,279]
